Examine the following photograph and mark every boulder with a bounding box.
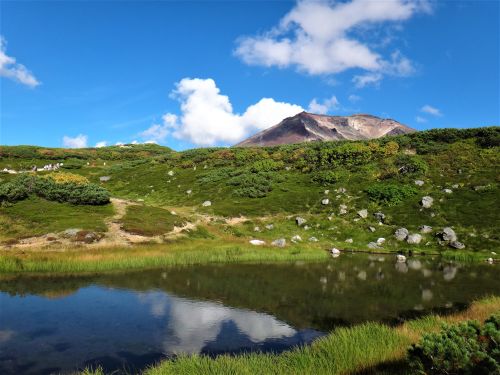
[449,241,465,249]
[376,238,386,245]
[291,235,302,243]
[83,232,100,244]
[186,189,192,195]
[373,212,385,223]
[321,198,330,205]
[421,196,434,208]
[308,236,319,242]
[62,228,81,238]
[272,238,286,248]
[202,201,212,207]
[345,238,353,243]
[99,176,111,182]
[368,226,376,232]
[394,228,409,241]
[368,242,381,249]
[407,233,422,245]
[265,224,274,230]
[249,239,265,246]
[357,209,368,219]
[443,188,453,194]
[439,227,457,242]
[415,180,425,186]
[167,170,174,176]
[254,226,261,232]
[330,248,341,255]
[419,225,433,234]
[339,204,348,215]
[295,217,306,226]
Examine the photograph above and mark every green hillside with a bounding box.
[1,127,499,256]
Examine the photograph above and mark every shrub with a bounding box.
[366,183,417,206]
[408,314,500,375]
[61,159,85,169]
[249,159,284,173]
[395,155,428,175]
[227,172,274,198]
[42,172,89,185]
[312,170,342,185]
[0,180,29,203]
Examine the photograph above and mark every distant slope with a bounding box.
[236,112,415,147]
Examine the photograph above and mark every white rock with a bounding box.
[443,188,453,194]
[265,224,274,230]
[419,225,433,234]
[394,228,409,241]
[186,189,192,195]
[272,238,286,248]
[396,254,407,262]
[249,239,265,246]
[291,235,302,243]
[407,233,423,245]
[254,226,261,232]
[308,236,319,242]
[357,209,368,219]
[415,180,425,186]
[487,258,494,264]
[421,196,434,208]
[321,198,330,205]
[202,201,212,207]
[324,190,330,195]
[167,170,174,176]
[330,248,341,255]
[345,238,353,243]
[377,238,386,245]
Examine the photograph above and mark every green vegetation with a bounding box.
[408,313,500,374]
[366,183,418,206]
[121,204,185,236]
[0,196,113,242]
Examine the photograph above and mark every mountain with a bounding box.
[236,112,416,147]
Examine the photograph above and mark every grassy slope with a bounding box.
[0,196,114,242]
[1,128,499,255]
[79,296,500,375]
[121,204,185,236]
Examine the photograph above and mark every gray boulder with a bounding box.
[321,198,330,205]
[272,238,286,248]
[265,224,274,230]
[421,196,434,208]
[439,227,457,242]
[339,204,348,215]
[407,233,423,245]
[296,217,306,226]
[291,235,302,243]
[202,201,212,207]
[368,242,381,249]
[373,212,385,223]
[415,180,425,186]
[99,176,111,182]
[308,236,319,242]
[449,241,465,249]
[394,228,409,241]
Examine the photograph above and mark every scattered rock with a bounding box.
[394,228,409,241]
[62,228,81,238]
[487,258,494,264]
[249,239,265,246]
[330,248,341,255]
[449,241,465,249]
[272,238,286,248]
[377,238,385,245]
[254,226,261,232]
[303,225,310,230]
[296,217,306,226]
[265,224,274,230]
[452,184,459,189]
[357,209,368,219]
[291,235,302,243]
[368,226,376,232]
[339,204,348,215]
[337,187,347,193]
[438,227,457,242]
[373,212,385,223]
[324,190,330,195]
[368,242,381,249]
[202,201,212,207]
[99,176,111,182]
[419,225,433,234]
[443,188,453,194]
[407,233,423,245]
[396,254,407,262]
[167,170,174,176]
[186,189,192,195]
[83,232,100,244]
[345,238,353,243]
[421,196,434,208]
[415,180,424,186]
[321,198,330,205]
[308,236,319,242]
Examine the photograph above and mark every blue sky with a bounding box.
[0,0,498,150]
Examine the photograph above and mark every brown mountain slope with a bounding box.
[235,112,416,147]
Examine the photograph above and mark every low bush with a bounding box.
[311,170,342,185]
[249,159,284,173]
[366,183,417,206]
[408,314,500,375]
[395,154,428,175]
[228,173,273,198]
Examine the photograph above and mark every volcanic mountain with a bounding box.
[236,112,415,147]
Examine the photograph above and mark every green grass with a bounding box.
[0,196,114,242]
[121,204,185,235]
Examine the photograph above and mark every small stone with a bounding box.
[357,209,368,219]
[265,224,274,230]
[439,227,457,242]
[303,225,310,230]
[321,198,330,205]
[443,188,453,194]
[415,180,424,186]
[167,170,174,176]
[202,201,211,207]
[272,238,286,248]
[249,239,265,246]
[407,233,423,245]
[337,187,347,193]
[295,217,306,226]
[330,248,341,255]
[254,226,261,232]
[308,236,319,242]
[377,238,386,245]
[339,204,348,215]
[324,190,330,195]
[291,235,302,243]
[394,228,409,241]
[186,190,192,195]
[421,196,434,208]
[449,241,465,249]
[419,225,433,234]
[368,226,376,232]
[99,176,111,182]
[345,238,353,243]
[452,184,459,189]
[396,254,407,262]
[373,212,385,223]
[487,258,494,264]
[368,242,381,249]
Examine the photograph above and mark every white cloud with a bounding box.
[235,0,429,82]
[421,104,442,116]
[415,116,427,123]
[348,94,361,103]
[353,72,383,88]
[140,78,303,146]
[63,134,88,148]
[307,95,340,114]
[0,36,40,87]
[95,141,107,148]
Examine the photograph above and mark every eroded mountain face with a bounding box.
[236,112,415,147]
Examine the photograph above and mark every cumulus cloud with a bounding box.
[352,72,383,88]
[348,94,361,103]
[95,141,107,148]
[307,96,340,114]
[235,0,429,84]
[421,104,442,116]
[140,78,303,146]
[0,36,40,87]
[63,134,88,148]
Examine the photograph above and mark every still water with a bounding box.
[0,254,498,374]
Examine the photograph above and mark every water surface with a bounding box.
[0,254,498,374]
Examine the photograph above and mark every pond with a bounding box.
[0,254,498,374]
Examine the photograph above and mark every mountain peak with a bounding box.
[235,113,415,147]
